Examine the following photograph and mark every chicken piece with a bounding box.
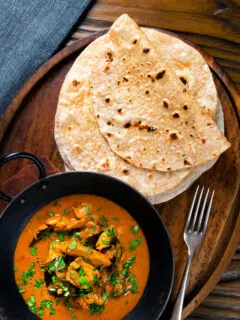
[74,297,88,310]
[66,241,111,267]
[46,216,86,231]
[84,292,104,306]
[66,258,100,288]
[30,224,53,246]
[46,240,68,263]
[73,203,92,219]
[96,226,116,250]
[79,224,101,240]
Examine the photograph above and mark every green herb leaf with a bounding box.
[70,240,78,250]
[85,205,90,214]
[91,225,96,231]
[78,268,85,277]
[48,211,55,217]
[13,267,18,272]
[42,231,51,239]
[130,225,139,235]
[48,257,66,273]
[71,314,77,320]
[41,299,53,309]
[34,278,44,290]
[18,284,25,294]
[181,153,186,157]
[20,263,35,285]
[57,233,64,242]
[93,274,99,285]
[79,276,91,288]
[102,239,110,246]
[74,232,81,241]
[27,295,37,314]
[51,241,56,249]
[129,274,138,294]
[81,256,91,264]
[102,292,108,302]
[29,246,37,257]
[38,308,44,316]
[129,237,142,251]
[112,217,119,221]
[100,215,108,222]
[90,215,95,220]
[96,207,102,212]
[85,247,91,253]
[51,275,57,283]
[62,208,69,216]
[89,304,104,315]
[106,227,115,237]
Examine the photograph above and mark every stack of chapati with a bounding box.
[55,14,230,204]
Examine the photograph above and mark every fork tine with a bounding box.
[185,185,199,231]
[190,186,204,231]
[202,190,215,234]
[196,188,210,231]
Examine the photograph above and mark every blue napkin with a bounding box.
[0,0,92,116]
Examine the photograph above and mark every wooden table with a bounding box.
[66,1,240,319]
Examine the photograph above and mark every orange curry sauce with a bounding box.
[14,195,150,320]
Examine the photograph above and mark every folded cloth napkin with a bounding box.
[0,0,92,116]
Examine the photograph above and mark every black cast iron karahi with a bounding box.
[0,152,174,320]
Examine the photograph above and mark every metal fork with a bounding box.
[170,186,215,320]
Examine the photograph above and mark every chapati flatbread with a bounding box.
[54,19,226,204]
[91,14,230,172]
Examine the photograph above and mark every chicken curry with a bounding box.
[14,195,150,320]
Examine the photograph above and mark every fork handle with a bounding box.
[170,254,193,320]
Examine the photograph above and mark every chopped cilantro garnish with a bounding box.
[181,153,186,157]
[130,225,139,235]
[85,247,91,253]
[129,274,138,294]
[48,257,66,273]
[100,215,108,222]
[51,241,56,249]
[123,256,136,269]
[55,298,61,305]
[81,239,86,245]
[93,274,99,285]
[129,237,142,251]
[79,276,90,288]
[106,227,115,237]
[70,240,78,250]
[27,295,37,315]
[41,299,53,309]
[89,304,104,315]
[57,233,64,242]
[47,211,55,217]
[38,308,44,316]
[72,314,77,320]
[74,232,81,241]
[90,215,95,220]
[13,267,17,272]
[68,305,75,312]
[34,278,44,290]
[102,239,110,246]
[91,225,96,231]
[112,217,119,221]
[20,263,35,285]
[78,268,85,277]
[81,256,91,264]
[121,246,126,252]
[102,292,108,302]
[29,246,37,256]
[85,205,90,214]
[18,284,25,293]
[102,223,108,230]
[51,275,57,283]
[62,208,69,216]
[42,231,51,239]
[96,207,102,212]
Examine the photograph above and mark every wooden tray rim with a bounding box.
[0,29,239,318]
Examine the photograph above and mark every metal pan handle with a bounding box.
[0,152,46,202]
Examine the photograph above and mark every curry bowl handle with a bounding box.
[0,152,46,202]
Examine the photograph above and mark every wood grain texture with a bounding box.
[0,2,240,319]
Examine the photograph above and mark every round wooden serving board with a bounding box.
[0,30,239,319]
